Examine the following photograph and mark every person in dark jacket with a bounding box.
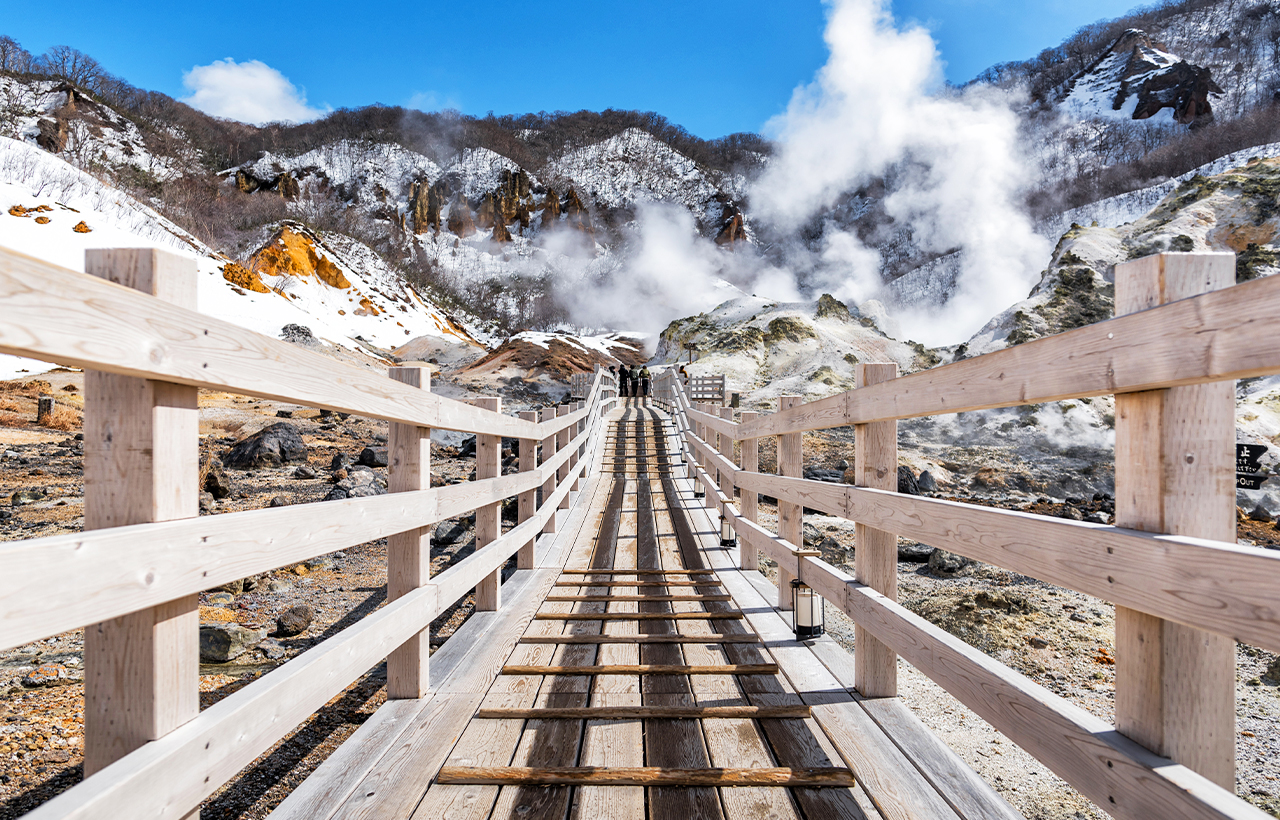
[617,364,631,402]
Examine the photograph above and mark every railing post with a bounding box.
[388,366,432,699]
[556,404,571,509]
[83,249,200,791]
[571,401,583,491]
[739,411,759,570]
[701,404,716,511]
[475,396,503,611]
[1113,252,1236,788]
[718,406,736,526]
[518,410,538,569]
[777,395,802,610]
[540,406,558,534]
[854,363,899,698]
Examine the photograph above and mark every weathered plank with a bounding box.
[475,705,811,719]
[519,634,759,644]
[501,664,779,676]
[437,766,857,787]
[534,612,744,620]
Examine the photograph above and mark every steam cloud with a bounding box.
[570,0,1049,347]
[752,0,1049,345]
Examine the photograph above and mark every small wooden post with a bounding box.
[571,401,583,492]
[556,404,571,509]
[718,406,736,519]
[1113,253,1236,788]
[388,366,431,699]
[540,406,558,534]
[777,395,802,610]
[83,249,199,787]
[739,411,759,571]
[704,404,718,512]
[517,410,538,569]
[854,363,899,698]
[475,397,502,611]
[36,395,54,422]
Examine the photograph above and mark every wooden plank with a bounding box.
[544,594,731,602]
[857,697,1024,820]
[437,766,856,787]
[777,395,803,611]
[387,365,431,700]
[517,410,539,569]
[687,405,740,439]
[728,471,1280,654]
[23,582,441,820]
[841,581,1271,820]
[82,248,199,782]
[738,410,759,571]
[813,701,961,820]
[553,580,723,587]
[474,396,503,611]
[1113,253,1237,789]
[560,569,715,575]
[501,664,779,675]
[520,634,758,644]
[854,362,898,699]
[534,612,744,620]
[475,706,811,719]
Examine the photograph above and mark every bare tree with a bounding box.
[0,36,33,73]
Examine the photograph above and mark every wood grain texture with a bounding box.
[739,410,760,570]
[82,249,199,780]
[539,405,558,534]
[854,362,898,699]
[437,765,856,786]
[475,705,810,719]
[533,612,744,620]
[519,635,757,644]
[556,404,572,510]
[387,366,431,700]
[501,664,778,676]
[777,395,803,611]
[1113,252,1237,789]
[517,410,538,569]
[474,396,503,611]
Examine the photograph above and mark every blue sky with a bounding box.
[0,0,1139,138]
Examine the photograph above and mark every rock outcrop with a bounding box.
[447,198,476,237]
[223,422,309,470]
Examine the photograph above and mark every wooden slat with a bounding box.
[437,765,857,787]
[777,395,803,611]
[553,580,722,587]
[387,365,431,700]
[534,612,743,620]
[687,406,739,440]
[475,705,811,719]
[501,664,778,675]
[739,410,760,571]
[520,634,759,644]
[544,594,731,602]
[842,581,1272,820]
[560,569,715,575]
[730,471,1280,654]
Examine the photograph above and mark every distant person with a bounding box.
[630,365,642,398]
[639,367,651,403]
[617,365,631,401]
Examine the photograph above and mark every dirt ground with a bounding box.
[1,374,1278,819]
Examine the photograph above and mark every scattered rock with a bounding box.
[276,604,314,637]
[928,548,974,576]
[223,423,309,470]
[267,579,294,593]
[305,555,336,571]
[1069,612,1089,623]
[1059,507,1085,521]
[276,410,293,418]
[324,468,388,501]
[358,446,389,468]
[203,458,233,499]
[897,466,919,495]
[199,624,267,663]
[20,664,67,688]
[433,518,471,546]
[1250,506,1274,523]
[293,463,317,479]
[199,492,215,513]
[206,592,235,605]
[897,541,934,562]
[269,496,288,508]
[917,471,938,492]
[39,750,70,763]
[458,436,477,458]
[280,324,315,345]
[803,466,844,483]
[1084,512,1110,525]
[1028,636,1051,649]
[10,489,43,506]
[257,639,286,660]
[330,453,353,471]
[1263,657,1280,685]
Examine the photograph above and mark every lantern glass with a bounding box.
[790,579,824,639]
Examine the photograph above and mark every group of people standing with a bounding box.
[612,364,651,402]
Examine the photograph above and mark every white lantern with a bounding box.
[790,579,824,639]
[720,511,735,547]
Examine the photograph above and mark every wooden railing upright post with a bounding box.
[556,404,572,509]
[776,395,803,610]
[540,406,558,534]
[475,396,503,611]
[571,401,584,491]
[701,403,716,511]
[387,366,432,699]
[82,249,200,790]
[739,411,759,571]
[517,410,539,569]
[1113,252,1237,788]
[854,363,899,698]
[718,406,736,524]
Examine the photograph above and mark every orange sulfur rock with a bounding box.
[221,262,271,294]
[72,221,91,233]
[248,224,351,289]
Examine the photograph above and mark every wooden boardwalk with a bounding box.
[270,406,1021,820]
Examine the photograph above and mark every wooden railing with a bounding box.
[653,252,1280,820]
[0,246,619,819]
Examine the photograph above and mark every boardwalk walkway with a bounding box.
[270,406,1020,820]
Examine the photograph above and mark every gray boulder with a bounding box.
[358,446,389,468]
[203,458,233,499]
[897,541,934,562]
[223,423,308,470]
[928,548,974,576]
[276,604,314,636]
[917,471,938,492]
[324,468,388,501]
[293,463,317,479]
[803,466,844,483]
[897,466,920,495]
[199,624,267,662]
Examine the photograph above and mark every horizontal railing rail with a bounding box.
[0,244,620,820]
[653,252,1279,820]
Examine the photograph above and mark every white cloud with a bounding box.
[181,59,326,125]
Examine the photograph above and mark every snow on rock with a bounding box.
[546,128,724,211]
[1061,30,1194,123]
[444,148,532,200]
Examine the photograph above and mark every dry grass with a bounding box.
[38,404,80,431]
[0,379,51,398]
[0,412,25,428]
[0,397,24,413]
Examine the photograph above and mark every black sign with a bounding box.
[1237,443,1268,473]
[1238,473,1268,490]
